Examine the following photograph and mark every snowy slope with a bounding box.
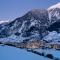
[34,49,60,59]
[43,31,60,42]
[0,46,52,60]
[0,20,9,24]
[47,3,60,24]
[48,3,60,10]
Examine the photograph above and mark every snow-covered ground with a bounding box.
[0,46,52,60]
[34,49,60,59]
[43,31,60,42]
[0,46,60,60]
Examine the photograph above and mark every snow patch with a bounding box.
[43,31,60,42]
[0,20,9,24]
[48,2,60,10]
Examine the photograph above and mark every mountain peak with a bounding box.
[29,9,47,14]
[48,2,60,10]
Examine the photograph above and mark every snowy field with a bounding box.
[0,46,52,60]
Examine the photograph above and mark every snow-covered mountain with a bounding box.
[0,3,60,60]
[47,3,60,23]
[0,9,50,42]
[0,3,60,43]
[47,3,60,32]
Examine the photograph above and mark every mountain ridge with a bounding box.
[0,3,60,42]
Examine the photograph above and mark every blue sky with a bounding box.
[0,0,60,21]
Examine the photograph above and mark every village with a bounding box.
[20,39,60,50]
[0,39,60,50]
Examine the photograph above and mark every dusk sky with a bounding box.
[0,0,60,21]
